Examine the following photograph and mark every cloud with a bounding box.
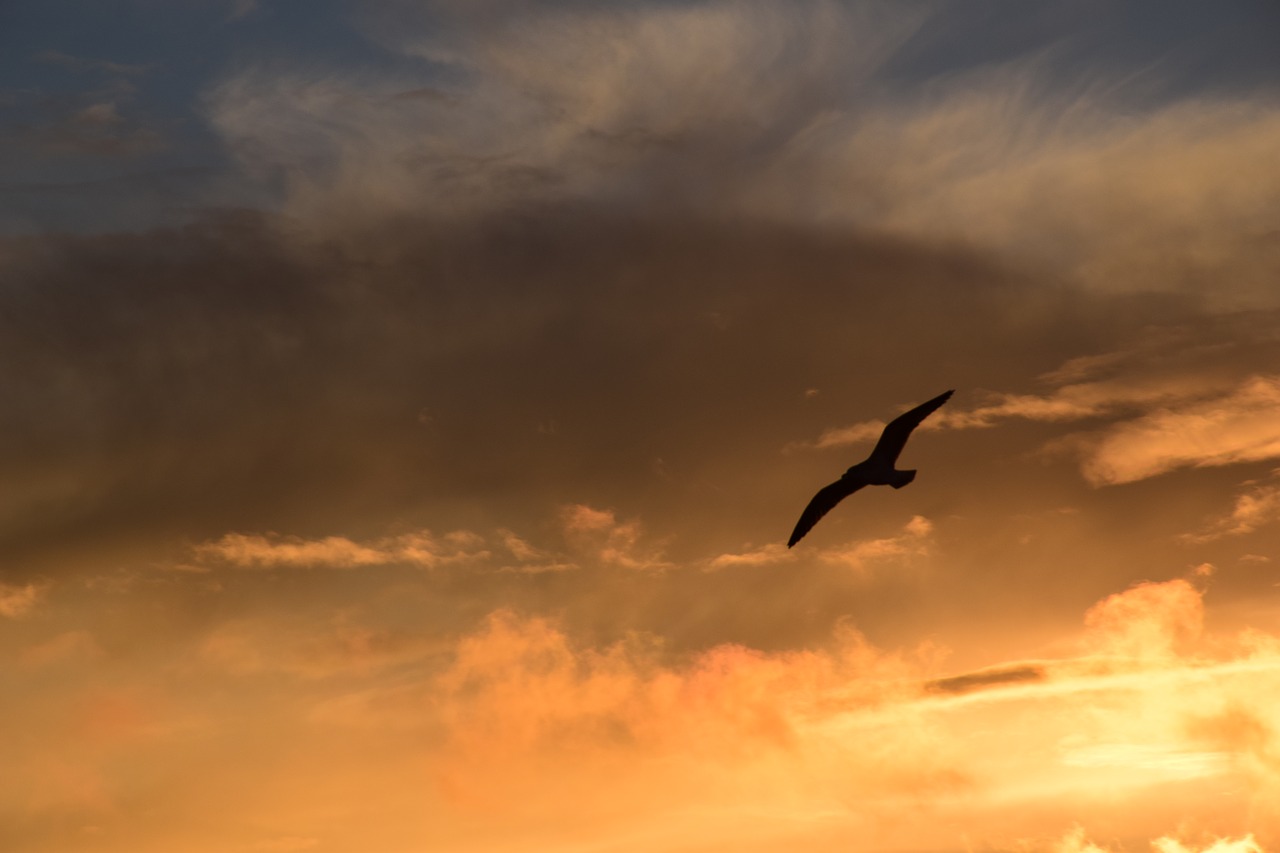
[190,506,677,575]
[0,581,44,617]
[20,630,101,668]
[708,542,793,570]
[925,663,1046,696]
[204,0,917,227]
[802,337,1280,491]
[193,529,487,569]
[559,504,670,571]
[1083,579,1204,660]
[808,367,1232,451]
[201,615,443,678]
[1055,828,1266,853]
[1183,478,1280,543]
[1153,836,1264,853]
[10,551,1280,851]
[424,575,1280,846]
[493,528,575,573]
[1055,826,1114,853]
[432,607,930,786]
[1083,376,1280,486]
[818,515,932,572]
[201,2,1280,311]
[709,517,932,574]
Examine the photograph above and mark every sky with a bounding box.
[3,1,1280,851]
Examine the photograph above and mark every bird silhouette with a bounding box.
[788,390,953,548]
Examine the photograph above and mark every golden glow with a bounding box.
[6,3,1280,851]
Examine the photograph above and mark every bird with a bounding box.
[787,389,953,548]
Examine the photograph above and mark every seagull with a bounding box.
[787,390,954,548]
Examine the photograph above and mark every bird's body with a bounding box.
[787,390,953,547]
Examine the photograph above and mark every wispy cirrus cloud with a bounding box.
[203,2,1280,311]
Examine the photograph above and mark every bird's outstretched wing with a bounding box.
[866,389,954,468]
[787,475,868,548]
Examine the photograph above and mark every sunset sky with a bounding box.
[4,2,1280,851]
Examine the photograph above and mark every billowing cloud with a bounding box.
[423,575,1280,848]
[8,538,1280,850]
[1082,579,1204,660]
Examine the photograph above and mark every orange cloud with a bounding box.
[416,573,1280,849]
[193,529,488,569]
[21,630,101,669]
[1184,479,1280,543]
[709,517,932,573]
[0,581,44,618]
[708,542,794,569]
[808,370,1227,450]
[1083,376,1280,485]
[804,367,1280,494]
[1082,579,1204,660]
[818,515,932,572]
[9,562,1280,851]
[200,615,442,679]
[559,503,670,571]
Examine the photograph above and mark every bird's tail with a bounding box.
[890,469,916,489]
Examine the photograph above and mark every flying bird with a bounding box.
[787,390,954,548]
